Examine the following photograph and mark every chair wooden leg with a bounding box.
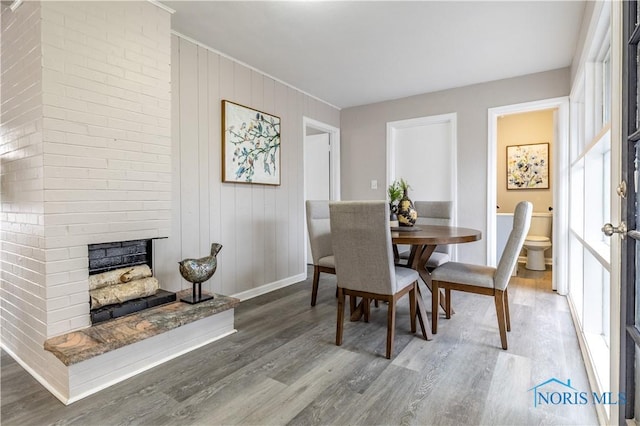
[409,282,417,334]
[363,298,370,323]
[311,266,320,306]
[336,288,345,346]
[386,296,397,359]
[504,288,511,332]
[432,281,439,335]
[494,290,508,350]
[445,288,451,319]
[375,300,379,308]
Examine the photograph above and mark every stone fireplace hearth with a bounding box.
[43,291,239,404]
[45,292,239,365]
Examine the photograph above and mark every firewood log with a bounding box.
[119,265,152,283]
[88,265,152,290]
[89,277,159,309]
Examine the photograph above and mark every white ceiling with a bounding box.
[163,1,586,109]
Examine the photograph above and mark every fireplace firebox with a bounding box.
[88,239,175,324]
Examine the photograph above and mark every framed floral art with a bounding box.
[506,143,549,190]
[222,100,281,185]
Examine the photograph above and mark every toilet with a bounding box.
[523,213,552,271]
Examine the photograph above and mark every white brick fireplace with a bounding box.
[0,1,177,402]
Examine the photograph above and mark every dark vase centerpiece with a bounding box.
[397,178,417,226]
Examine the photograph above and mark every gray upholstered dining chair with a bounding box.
[329,200,419,359]
[305,200,336,306]
[430,200,532,350]
[398,201,453,269]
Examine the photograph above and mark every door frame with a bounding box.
[617,0,629,423]
[303,117,340,202]
[302,117,340,266]
[487,97,569,294]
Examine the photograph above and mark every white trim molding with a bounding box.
[232,273,307,301]
[147,0,175,14]
[9,0,23,12]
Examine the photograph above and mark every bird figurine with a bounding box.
[178,243,222,304]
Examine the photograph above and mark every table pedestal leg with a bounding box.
[417,268,454,315]
[410,244,454,315]
[415,285,433,340]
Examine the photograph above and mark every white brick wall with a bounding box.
[0,0,55,390]
[40,1,172,335]
[1,0,172,401]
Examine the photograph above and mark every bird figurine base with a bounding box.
[180,282,214,304]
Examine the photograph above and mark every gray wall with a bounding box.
[340,68,570,264]
[161,34,340,298]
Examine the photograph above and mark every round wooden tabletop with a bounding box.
[391,225,482,245]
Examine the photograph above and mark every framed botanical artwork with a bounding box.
[506,143,549,189]
[222,100,281,185]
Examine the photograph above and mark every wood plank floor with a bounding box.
[1,264,598,425]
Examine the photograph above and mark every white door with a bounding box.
[305,133,330,200]
[304,132,330,264]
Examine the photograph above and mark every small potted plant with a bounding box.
[388,180,403,227]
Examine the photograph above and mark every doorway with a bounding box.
[303,117,340,265]
[487,97,569,293]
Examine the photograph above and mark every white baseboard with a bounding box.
[232,273,306,301]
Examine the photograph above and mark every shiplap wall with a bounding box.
[157,34,340,298]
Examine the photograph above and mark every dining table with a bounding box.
[391,225,482,340]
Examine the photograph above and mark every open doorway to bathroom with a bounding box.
[487,97,570,294]
[497,109,555,281]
